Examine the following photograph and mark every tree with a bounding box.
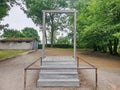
[56,36,70,44]
[2,29,24,37]
[2,27,40,43]
[74,0,120,55]
[88,0,120,54]
[22,27,40,42]
[0,0,17,29]
[24,0,68,47]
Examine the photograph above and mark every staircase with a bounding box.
[37,56,80,87]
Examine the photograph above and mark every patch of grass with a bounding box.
[0,50,28,60]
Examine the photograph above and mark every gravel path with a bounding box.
[78,50,120,90]
[0,49,120,90]
[0,50,40,90]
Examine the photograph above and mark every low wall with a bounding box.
[0,42,33,49]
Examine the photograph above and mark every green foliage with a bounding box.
[0,0,9,20]
[75,0,120,54]
[38,44,73,49]
[53,44,73,48]
[25,0,68,25]
[24,0,68,46]
[2,27,40,42]
[0,0,16,29]
[22,27,40,42]
[2,29,24,37]
[0,0,18,20]
[56,36,70,44]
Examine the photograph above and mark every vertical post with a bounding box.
[77,57,79,67]
[42,11,45,59]
[74,11,76,59]
[95,68,98,89]
[40,57,42,66]
[24,69,27,90]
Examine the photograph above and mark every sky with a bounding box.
[0,5,70,42]
[1,5,42,39]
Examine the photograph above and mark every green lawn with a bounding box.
[0,50,28,60]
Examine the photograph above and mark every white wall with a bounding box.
[0,41,33,49]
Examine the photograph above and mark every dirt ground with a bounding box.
[0,49,120,90]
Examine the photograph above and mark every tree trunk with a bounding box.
[93,43,97,51]
[108,40,113,54]
[51,26,54,47]
[45,31,47,47]
[102,46,107,53]
[113,38,119,55]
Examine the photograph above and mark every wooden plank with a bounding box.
[42,10,77,13]
[42,10,77,59]
[42,12,45,59]
[74,12,76,59]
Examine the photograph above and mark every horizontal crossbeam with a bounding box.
[42,10,77,13]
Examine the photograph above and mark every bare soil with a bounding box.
[0,49,120,90]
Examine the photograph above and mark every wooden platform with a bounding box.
[37,56,80,87]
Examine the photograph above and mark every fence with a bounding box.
[24,56,98,90]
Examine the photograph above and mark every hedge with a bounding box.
[38,44,73,49]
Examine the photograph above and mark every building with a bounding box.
[0,38,38,50]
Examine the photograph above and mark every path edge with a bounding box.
[0,50,37,62]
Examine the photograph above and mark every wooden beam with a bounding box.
[42,10,77,13]
[42,12,45,59]
[74,12,76,59]
[42,10,77,59]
